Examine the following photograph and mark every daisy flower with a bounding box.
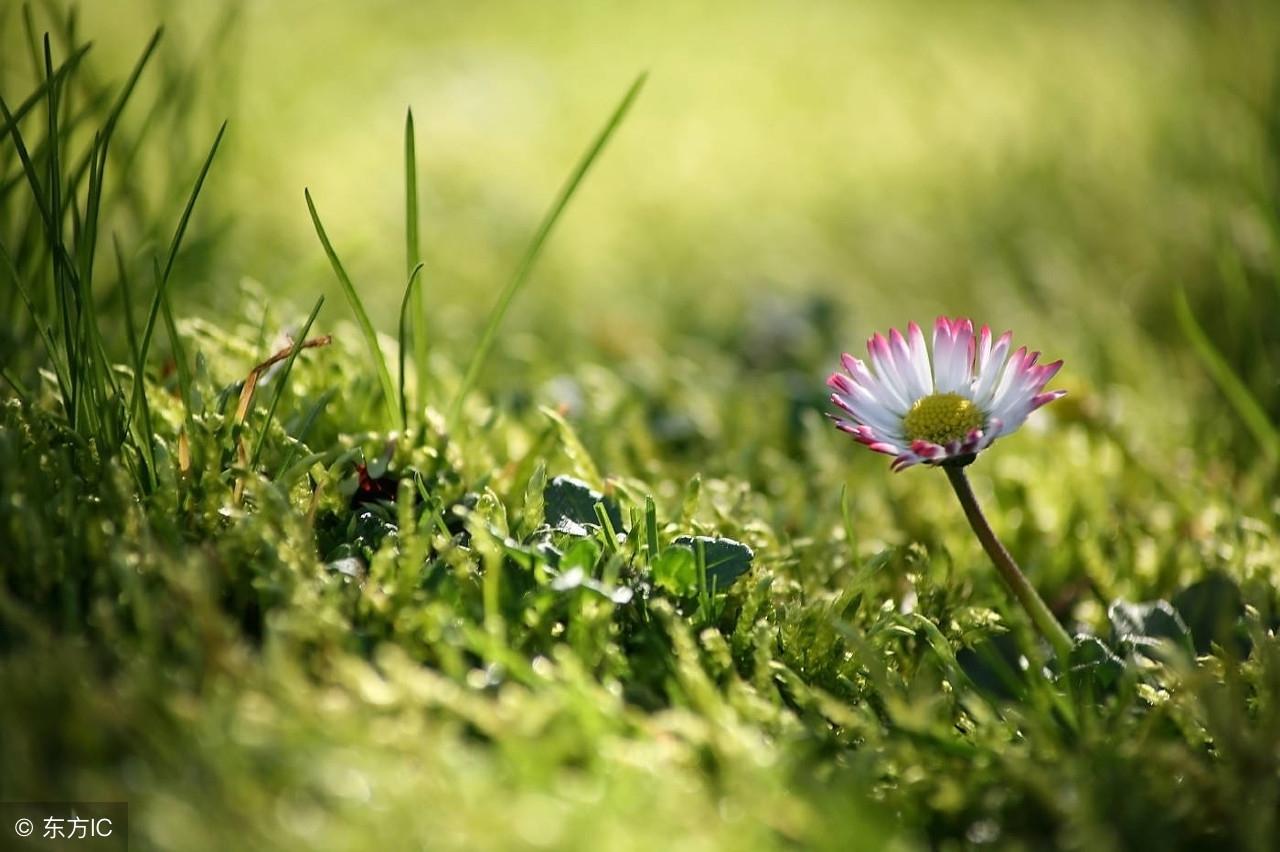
[827,317,1065,471]
[825,316,1075,660]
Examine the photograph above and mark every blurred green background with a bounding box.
[10,0,1277,431]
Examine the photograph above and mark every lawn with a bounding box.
[3,2,1280,850]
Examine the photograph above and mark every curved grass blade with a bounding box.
[99,28,162,142]
[0,94,54,249]
[251,295,325,469]
[447,72,647,427]
[304,188,399,427]
[398,261,426,431]
[0,239,68,398]
[1,368,31,402]
[0,42,91,140]
[129,121,227,431]
[159,267,193,419]
[39,28,164,216]
[1174,286,1279,463]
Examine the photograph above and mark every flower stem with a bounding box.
[943,466,1073,662]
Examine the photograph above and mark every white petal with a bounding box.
[935,318,974,394]
[867,333,912,413]
[907,321,934,398]
[973,330,1012,406]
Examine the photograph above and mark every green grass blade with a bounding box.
[49,28,163,220]
[1,368,31,402]
[20,4,42,82]
[645,495,659,565]
[405,109,430,416]
[0,42,91,140]
[279,387,337,473]
[0,87,109,204]
[447,72,647,426]
[0,238,70,400]
[159,274,194,424]
[158,121,227,287]
[99,27,162,141]
[398,261,426,431]
[40,36,81,427]
[77,143,127,445]
[251,295,325,470]
[129,121,226,428]
[114,235,141,368]
[111,238,155,490]
[304,187,399,427]
[1174,286,1279,463]
[0,94,55,253]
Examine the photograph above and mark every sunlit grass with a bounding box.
[3,2,1280,851]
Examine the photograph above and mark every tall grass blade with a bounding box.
[46,28,163,217]
[0,95,55,254]
[404,109,429,414]
[447,72,647,426]
[41,36,81,427]
[0,42,91,140]
[99,28,162,140]
[129,121,226,430]
[304,187,400,427]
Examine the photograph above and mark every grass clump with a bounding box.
[4,4,1280,852]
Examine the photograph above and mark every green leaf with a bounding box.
[550,539,631,603]
[1172,573,1247,656]
[672,535,753,591]
[652,544,697,598]
[956,634,1026,702]
[521,461,547,538]
[1107,599,1194,660]
[349,509,398,559]
[1067,635,1125,692]
[543,475,622,534]
[561,538,601,575]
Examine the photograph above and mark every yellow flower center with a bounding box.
[902,393,984,445]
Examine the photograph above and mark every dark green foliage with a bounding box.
[1173,573,1248,656]
[543,474,623,533]
[1067,635,1125,692]
[671,535,754,591]
[1107,599,1195,661]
